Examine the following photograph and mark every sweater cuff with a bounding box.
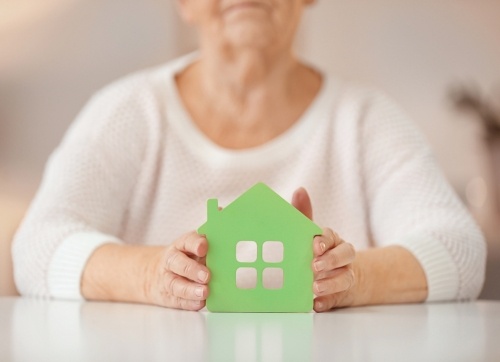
[47,232,121,300]
[394,234,459,302]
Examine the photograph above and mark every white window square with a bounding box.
[263,268,283,289]
[262,241,283,263]
[236,268,257,289]
[236,241,257,263]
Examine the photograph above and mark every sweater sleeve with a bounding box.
[360,91,487,301]
[12,76,154,299]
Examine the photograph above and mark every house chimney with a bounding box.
[207,199,219,220]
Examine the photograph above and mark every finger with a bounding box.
[314,290,354,312]
[313,242,355,272]
[291,187,313,220]
[175,232,208,258]
[165,249,210,284]
[313,228,344,256]
[314,265,348,281]
[313,266,355,296]
[194,255,207,265]
[164,295,206,311]
[164,273,209,300]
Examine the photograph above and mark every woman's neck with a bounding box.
[200,46,297,104]
[176,46,322,149]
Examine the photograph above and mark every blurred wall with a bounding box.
[1,0,499,298]
[0,0,185,190]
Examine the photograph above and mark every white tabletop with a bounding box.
[1,297,499,362]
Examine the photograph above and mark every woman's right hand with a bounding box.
[145,231,210,311]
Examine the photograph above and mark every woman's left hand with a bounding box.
[312,228,356,312]
[291,187,357,312]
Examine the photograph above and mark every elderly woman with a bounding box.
[13,0,485,312]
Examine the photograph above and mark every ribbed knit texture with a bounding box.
[12,54,486,301]
[47,232,120,299]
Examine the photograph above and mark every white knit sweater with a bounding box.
[12,54,486,302]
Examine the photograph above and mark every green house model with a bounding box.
[198,183,322,313]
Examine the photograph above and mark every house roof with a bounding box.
[198,183,322,237]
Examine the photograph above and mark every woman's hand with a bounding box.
[145,231,211,311]
[291,187,357,312]
[312,228,356,312]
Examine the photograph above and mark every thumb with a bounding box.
[291,187,313,220]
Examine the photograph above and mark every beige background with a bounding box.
[1,0,499,298]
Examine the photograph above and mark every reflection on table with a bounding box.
[207,313,312,361]
[1,298,499,362]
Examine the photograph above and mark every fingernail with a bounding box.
[198,270,208,282]
[314,282,323,293]
[316,301,324,311]
[314,260,325,272]
[320,242,326,253]
[195,286,204,297]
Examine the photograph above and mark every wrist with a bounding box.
[82,243,119,300]
[141,246,164,305]
[350,250,372,306]
[349,246,428,306]
[82,243,164,304]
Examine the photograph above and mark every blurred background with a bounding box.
[1,0,499,299]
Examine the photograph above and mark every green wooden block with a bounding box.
[198,183,322,313]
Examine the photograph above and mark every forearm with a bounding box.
[81,243,162,303]
[352,246,428,306]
